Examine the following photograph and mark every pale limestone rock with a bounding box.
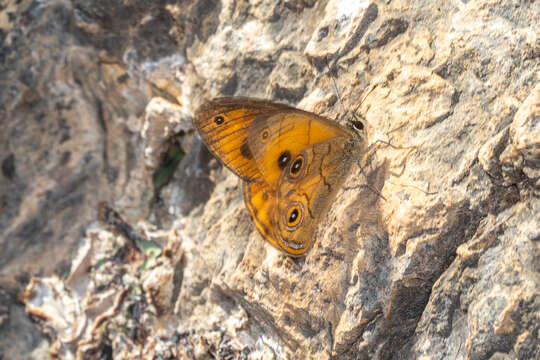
[1,0,538,359]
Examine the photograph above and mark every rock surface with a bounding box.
[1,0,538,359]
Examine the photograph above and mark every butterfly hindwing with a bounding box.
[272,136,359,255]
[243,181,278,249]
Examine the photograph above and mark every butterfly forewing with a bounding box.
[194,97,295,182]
[246,111,352,189]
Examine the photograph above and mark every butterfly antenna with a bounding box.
[354,83,377,114]
[324,56,348,117]
[324,56,378,132]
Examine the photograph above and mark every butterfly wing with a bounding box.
[243,180,278,249]
[195,97,364,256]
[273,136,360,255]
[193,97,296,181]
[245,111,353,188]
[243,135,361,256]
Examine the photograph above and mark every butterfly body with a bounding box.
[194,97,364,256]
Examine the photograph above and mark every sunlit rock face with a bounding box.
[2,0,538,359]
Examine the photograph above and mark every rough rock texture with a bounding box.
[1,0,538,359]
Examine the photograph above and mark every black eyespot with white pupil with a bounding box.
[290,157,303,177]
[214,115,224,125]
[278,151,291,170]
[289,208,299,223]
[261,129,270,141]
[286,205,302,228]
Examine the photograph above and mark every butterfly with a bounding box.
[193,97,364,256]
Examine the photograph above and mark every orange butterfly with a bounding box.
[193,97,364,256]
